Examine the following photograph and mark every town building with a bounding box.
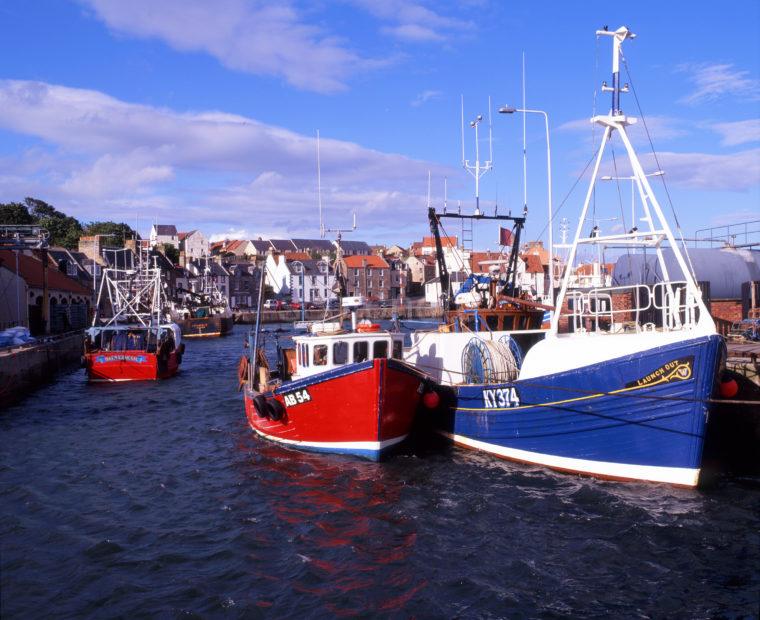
[344,255,390,300]
[150,224,179,249]
[178,230,208,262]
[289,258,335,305]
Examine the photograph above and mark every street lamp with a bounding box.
[600,171,664,231]
[499,105,554,303]
[291,261,305,322]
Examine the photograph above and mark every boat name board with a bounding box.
[282,388,312,407]
[625,356,693,389]
[96,354,147,363]
[483,387,520,409]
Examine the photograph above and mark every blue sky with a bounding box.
[0,0,758,248]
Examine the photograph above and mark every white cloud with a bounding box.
[411,90,442,107]
[349,0,472,42]
[677,62,760,105]
[80,0,376,93]
[710,119,760,146]
[558,115,689,143]
[637,149,760,191]
[0,79,451,238]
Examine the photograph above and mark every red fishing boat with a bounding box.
[85,253,184,382]
[241,301,429,460]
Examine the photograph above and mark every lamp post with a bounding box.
[291,261,305,322]
[499,106,554,303]
[600,171,665,231]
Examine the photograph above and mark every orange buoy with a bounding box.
[423,390,440,409]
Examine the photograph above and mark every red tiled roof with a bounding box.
[0,250,91,295]
[344,255,389,269]
[422,235,457,247]
[284,251,311,261]
[524,254,544,274]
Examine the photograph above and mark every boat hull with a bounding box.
[86,349,181,382]
[244,358,425,460]
[436,334,724,486]
[178,315,233,338]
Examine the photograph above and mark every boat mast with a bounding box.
[550,26,713,335]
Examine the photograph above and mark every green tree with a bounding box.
[0,202,34,225]
[84,221,138,248]
[162,243,180,264]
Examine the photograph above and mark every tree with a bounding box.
[162,243,180,264]
[84,221,138,248]
[0,202,34,225]
[25,197,63,220]
[37,214,83,249]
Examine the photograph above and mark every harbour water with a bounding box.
[1,325,758,618]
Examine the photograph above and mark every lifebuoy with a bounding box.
[356,322,381,333]
[252,394,271,419]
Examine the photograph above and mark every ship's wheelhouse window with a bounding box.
[392,340,402,359]
[313,344,328,366]
[373,340,388,359]
[333,341,348,365]
[486,315,499,330]
[353,341,368,363]
[300,343,309,367]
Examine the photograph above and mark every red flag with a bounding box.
[499,226,513,246]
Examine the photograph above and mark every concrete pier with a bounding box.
[0,332,84,407]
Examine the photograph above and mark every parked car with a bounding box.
[263,299,285,310]
[290,302,302,310]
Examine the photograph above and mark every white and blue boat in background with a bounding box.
[408,26,724,487]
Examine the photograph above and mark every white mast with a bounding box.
[550,26,713,335]
[461,96,494,216]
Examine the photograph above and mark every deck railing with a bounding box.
[566,281,700,334]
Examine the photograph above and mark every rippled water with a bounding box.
[2,325,759,618]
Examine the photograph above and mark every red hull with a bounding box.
[86,349,181,382]
[244,359,424,459]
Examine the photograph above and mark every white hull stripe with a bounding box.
[440,431,700,487]
[250,427,408,452]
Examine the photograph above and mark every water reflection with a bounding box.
[234,439,426,615]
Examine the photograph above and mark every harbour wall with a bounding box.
[0,332,84,407]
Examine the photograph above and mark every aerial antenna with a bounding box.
[317,130,324,239]
[521,51,528,214]
[426,171,432,209]
[443,177,448,214]
[461,95,494,216]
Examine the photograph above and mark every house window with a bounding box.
[354,269,359,277]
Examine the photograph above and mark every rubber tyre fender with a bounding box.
[267,398,285,421]
[252,394,271,419]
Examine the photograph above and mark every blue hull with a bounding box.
[440,335,724,486]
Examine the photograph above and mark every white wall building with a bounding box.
[150,224,179,249]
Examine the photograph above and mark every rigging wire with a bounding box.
[621,52,699,282]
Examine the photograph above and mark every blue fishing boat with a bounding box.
[409,26,724,487]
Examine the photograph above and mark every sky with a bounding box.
[0,0,758,248]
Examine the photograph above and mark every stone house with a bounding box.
[150,224,179,249]
[344,255,390,300]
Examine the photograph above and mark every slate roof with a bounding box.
[291,238,334,252]
[269,239,298,252]
[339,240,371,254]
[250,240,272,253]
[153,224,177,236]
